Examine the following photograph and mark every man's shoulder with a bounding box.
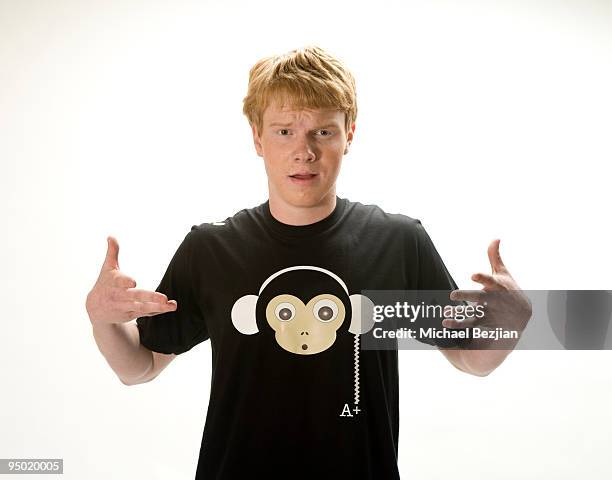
[345,197,424,234]
[188,202,264,240]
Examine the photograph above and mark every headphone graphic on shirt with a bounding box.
[231,265,375,353]
[231,265,374,414]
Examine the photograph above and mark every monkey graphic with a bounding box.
[231,266,375,355]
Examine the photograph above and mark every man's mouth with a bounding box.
[289,173,318,182]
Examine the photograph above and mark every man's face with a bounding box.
[251,99,355,208]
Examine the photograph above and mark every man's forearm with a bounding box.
[457,348,512,376]
[91,321,154,385]
[441,335,518,376]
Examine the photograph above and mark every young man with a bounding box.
[86,46,530,479]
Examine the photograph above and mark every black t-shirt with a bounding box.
[136,196,459,479]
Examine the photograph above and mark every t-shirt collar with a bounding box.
[261,195,348,240]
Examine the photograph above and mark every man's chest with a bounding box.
[192,232,413,350]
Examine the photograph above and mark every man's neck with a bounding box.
[268,191,337,226]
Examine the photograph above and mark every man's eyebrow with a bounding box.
[268,122,341,129]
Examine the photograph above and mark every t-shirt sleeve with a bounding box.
[412,219,470,348]
[414,219,459,292]
[135,227,209,355]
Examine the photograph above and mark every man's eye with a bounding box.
[278,129,290,135]
[317,129,333,137]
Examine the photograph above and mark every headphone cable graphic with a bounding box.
[353,333,360,408]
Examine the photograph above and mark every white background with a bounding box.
[1,0,611,478]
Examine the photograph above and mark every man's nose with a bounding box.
[292,135,316,163]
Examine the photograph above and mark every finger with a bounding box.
[450,289,486,303]
[127,300,178,319]
[442,304,480,327]
[114,275,137,289]
[131,310,172,318]
[471,272,497,288]
[487,238,507,274]
[103,236,120,271]
[115,300,177,314]
[442,316,478,329]
[117,288,169,303]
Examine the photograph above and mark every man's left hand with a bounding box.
[441,239,533,349]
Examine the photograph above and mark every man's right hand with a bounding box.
[86,236,177,326]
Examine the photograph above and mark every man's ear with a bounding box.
[344,122,355,155]
[251,123,264,158]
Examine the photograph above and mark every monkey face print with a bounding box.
[231,266,375,355]
[265,293,346,354]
